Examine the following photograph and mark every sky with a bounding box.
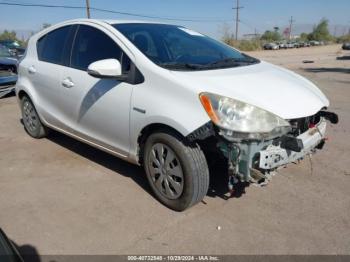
[0,0,349,39]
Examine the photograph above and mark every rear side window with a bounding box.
[71,25,124,71]
[37,26,72,65]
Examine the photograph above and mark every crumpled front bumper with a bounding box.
[259,118,327,170]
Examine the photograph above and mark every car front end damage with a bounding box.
[188,109,338,190]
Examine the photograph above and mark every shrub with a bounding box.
[224,39,261,51]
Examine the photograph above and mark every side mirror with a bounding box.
[87,59,128,81]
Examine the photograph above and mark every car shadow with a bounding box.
[46,130,247,201]
[206,155,250,200]
[303,67,350,74]
[46,130,152,196]
[336,55,350,60]
[11,241,41,262]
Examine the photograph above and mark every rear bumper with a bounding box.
[259,118,327,170]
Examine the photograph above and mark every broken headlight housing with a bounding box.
[199,92,291,140]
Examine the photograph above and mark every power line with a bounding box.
[232,0,244,40]
[0,1,232,22]
[0,2,84,10]
[239,19,257,31]
[239,19,260,38]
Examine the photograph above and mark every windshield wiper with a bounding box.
[207,57,257,67]
[158,57,259,71]
[158,62,205,70]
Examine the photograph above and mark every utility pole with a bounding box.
[233,0,244,40]
[288,16,295,40]
[86,0,91,19]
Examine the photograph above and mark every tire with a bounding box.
[143,130,209,211]
[21,96,48,138]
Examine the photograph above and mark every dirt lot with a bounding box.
[0,44,349,256]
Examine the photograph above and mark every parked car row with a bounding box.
[263,40,326,50]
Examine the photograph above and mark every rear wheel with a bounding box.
[21,96,48,138]
[143,131,209,211]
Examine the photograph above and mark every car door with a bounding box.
[28,25,76,128]
[60,24,136,156]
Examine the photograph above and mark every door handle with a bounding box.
[28,66,36,74]
[62,78,74,88]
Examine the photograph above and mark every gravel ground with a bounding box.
[0,44,349,256]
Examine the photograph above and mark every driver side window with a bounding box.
[71,25,131,73]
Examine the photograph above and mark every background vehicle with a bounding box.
[309,40,320,46]
[342,42,350,50]
[286,42,296,48]
[277,41,287,49]
[0,44,18,73]
[16,19,337,211]
[0,40,25,58]
[0,44,17,97]
[263,42,279,50]
[0,71,17,98]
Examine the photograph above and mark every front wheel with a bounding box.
[143,131,209,211]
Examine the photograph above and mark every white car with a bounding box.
[16,19,338,211]
[263,43,279,50]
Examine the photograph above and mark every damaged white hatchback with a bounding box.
[16,19,338,211]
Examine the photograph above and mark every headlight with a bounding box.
[199,92,291,139]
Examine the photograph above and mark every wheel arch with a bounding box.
[17,89,30,100]
[136,123,186,166]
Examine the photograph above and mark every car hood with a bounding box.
[171,61,329,119]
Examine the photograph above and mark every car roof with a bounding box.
[103,19,168,25]
[64,18,170,25]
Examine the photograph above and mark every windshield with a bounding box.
[0,45,11,57]
[113,23,259,71]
